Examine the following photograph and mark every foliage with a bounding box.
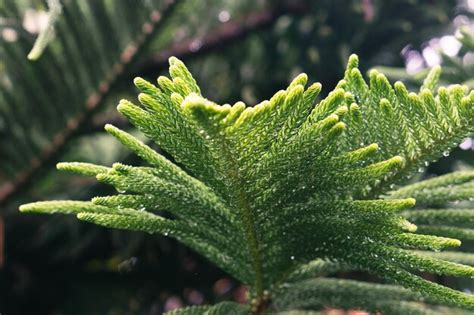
[21,55,474,314]
[26,0,61,60]
[0,0,173,202]
[0,0,458,206]
[1,0,472,314]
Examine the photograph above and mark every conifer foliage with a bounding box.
[0,0,172,203]
[21,55,474,314]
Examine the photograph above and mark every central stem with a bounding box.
[229,167,263,297]
[250,290,272,314]
[204,123,264,298]
[238,188,263,295]
[194,110,265,305]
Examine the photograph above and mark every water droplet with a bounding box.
[290,256,295,260]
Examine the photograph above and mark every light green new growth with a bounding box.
[20,55,474,314]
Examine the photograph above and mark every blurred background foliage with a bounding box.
[1,0,474,314]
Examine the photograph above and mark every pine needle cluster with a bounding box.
[21,55,474,314]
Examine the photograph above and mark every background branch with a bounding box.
[133,0,309,77]
[0,1,178,206]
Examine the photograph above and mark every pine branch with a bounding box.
[27,0,62,60]
[412,251,474,266]
[0,0,179,206]
[20,55,474,313]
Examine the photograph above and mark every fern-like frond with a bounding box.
[20,55,474,313]
[340,56,474,195]
[412,251,474,266]
[391,171,474,259]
